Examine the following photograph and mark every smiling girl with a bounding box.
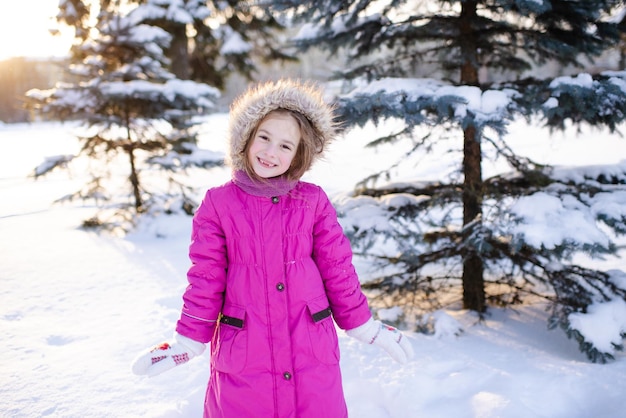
[132,79,413,418]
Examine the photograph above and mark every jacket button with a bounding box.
[271,196,279,204]
[276,283,285,291]
[283,372,292,380]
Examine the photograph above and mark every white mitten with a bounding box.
[131,333,206,377]
[346,318,414,364]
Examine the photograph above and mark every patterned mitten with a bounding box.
[131,333,206,377]
[346,318,414,364]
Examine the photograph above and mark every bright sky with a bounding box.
[0,0,73,60]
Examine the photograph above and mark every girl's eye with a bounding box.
[281,144,292,151]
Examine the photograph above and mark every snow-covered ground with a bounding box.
[2,116,626,417]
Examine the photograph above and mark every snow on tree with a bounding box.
[272,0,626,362]
[26,1,221,230]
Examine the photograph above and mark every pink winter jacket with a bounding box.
[175,180,372,418]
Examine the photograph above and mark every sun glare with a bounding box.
[0,1,73,61]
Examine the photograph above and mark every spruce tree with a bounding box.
[26,1,220,230]
[272,0,626,361]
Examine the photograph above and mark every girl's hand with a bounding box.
[131,333,206,377]
[346,318,414,364]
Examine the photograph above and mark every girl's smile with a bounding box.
[247,112,301,178]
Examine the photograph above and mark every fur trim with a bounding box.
[227,79,337,173]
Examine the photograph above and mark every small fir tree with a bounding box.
[27,2,220,230]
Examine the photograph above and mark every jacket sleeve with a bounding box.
[311,186,372,330]
[175,190,227,343]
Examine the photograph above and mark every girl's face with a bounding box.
[247,112,301,178]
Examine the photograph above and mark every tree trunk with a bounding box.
[617,35,626,70]
[169,23,190,80]
[124,112,142,213]
[128,145,143,213]
[459,0,486,312]
[462,125,485,312]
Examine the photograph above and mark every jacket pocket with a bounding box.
[306,296,339,365]
[212,303,248,374]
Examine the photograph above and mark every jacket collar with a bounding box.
[232,170,297,198]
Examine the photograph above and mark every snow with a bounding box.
[220,29,252,55]
[550,73,594,89]
[128,0,198,26]
[2,112,626,417]
[97,79,220,112]
[569,299,626,353]
[509,192,610,249]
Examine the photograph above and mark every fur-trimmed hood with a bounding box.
[226,79,337,175]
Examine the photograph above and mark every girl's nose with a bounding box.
[264,143,278,156]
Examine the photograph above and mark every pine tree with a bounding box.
[26,1,220,230]
[272,0,626,361]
